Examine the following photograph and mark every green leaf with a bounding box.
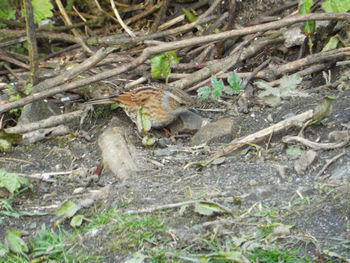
[182,8,196,23]
[70,214,85,227]
[194,202,227,216]
[227,73,242,94]
[299,0,315,36]
[197,86,211,99]
[302,20,315,35]
[322,35,339,52]
[151,54,165,79]
[160,56,171,84]
[311,96,335,124]
[110,103,119,110]
[0,169,32,194]
[200,251,248,262]
[141,135,157,146]
[211,75,225,100]
[322,0,350,12]
[56,200,81,218]
[167,50,179,64]
[299,0,313,14]
[0,130,22,151]
[32,0,54,24]
[0,0,16,20]
[6,229,28,254]
[136,105,151,134]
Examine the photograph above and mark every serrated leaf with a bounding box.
[70,214,85,227]
[197,86,211,99]
[322,0,350,13]
[259,94,281,107]
[322,35,339,52]
[182,8,196,23]
[0,169,32,194]
[227,73,242,95]
[32,0,54,24]
[56,200,80,218]
[6,229,28,254]
[194,202,226,216]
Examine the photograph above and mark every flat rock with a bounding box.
[98,126,140,181]
[190,118,237,146]
[19,101,61,124]
[168,110,204,134]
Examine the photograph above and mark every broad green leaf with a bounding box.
[110,103,119,110]
[322,35,339,52]
[151,54,165,79]
[167,51,179,64]
[302,20,315,35]
[197,86,211,99]
[136,105,151,134]
[299,0,315,36]
[182,8,196,23]
[194,202,227,216]
[322,0,350,12]
[299,0,313,14]
[70,214,85,227]
[56,200,81,218]
[160,57,171,84]
[0,169,32,194]
[6,229,28,254]
[32,0,54,24]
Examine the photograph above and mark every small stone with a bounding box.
[190,118,237,146]
[294,150,317,174]
[19,101,61,124]
[328,130,350,142]
[273,225,290,236]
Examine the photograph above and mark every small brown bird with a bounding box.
[88,83,193,128]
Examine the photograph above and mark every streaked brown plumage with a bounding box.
[88,83,193,128]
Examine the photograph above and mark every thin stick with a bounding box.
[110,0,135,38]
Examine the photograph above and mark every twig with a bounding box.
[5,110,83,134]
[110,0,135,38]
[315,152,347,179]
[282,135,350,150]
[241,58,271,89]
[203,110,314,165]
[55,0,93,54]
[120,200,233,215]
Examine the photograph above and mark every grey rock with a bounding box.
[294,150,317,174]
[19,101,61,124]
[190,118,237,146]
[168,110,204,134]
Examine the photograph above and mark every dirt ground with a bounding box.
[1,85,349,261]
[0,0,350,262]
